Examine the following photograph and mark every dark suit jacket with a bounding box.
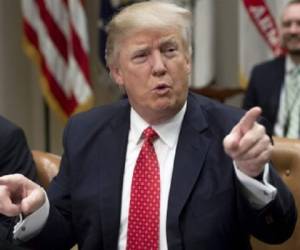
[25,93,296,250]
[0,116,37,241]
[243,56,286,134]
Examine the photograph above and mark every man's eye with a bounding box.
[164,46,177,57]
[167,47,176,52]
[135,53,146,58]
[132,53,147,63]
[282,21,292,28]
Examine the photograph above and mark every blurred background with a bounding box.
[0,0,288,154]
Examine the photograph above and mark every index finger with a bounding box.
[238,107,262,134]
[0,174,25,189]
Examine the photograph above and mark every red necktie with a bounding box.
[126,127,160,250]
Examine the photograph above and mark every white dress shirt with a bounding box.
[118,103,187,250]
[15,102,277,250]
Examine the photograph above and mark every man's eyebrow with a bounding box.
[129,44,149,53]
[159,36,178,45]
[131,46,150,55]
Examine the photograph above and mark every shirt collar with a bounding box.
[130,102,187,148]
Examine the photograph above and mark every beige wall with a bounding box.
[0,0,239,154]
[0,0,45,150]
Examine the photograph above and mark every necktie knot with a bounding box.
[143,127,158,142]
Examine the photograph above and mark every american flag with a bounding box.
[22,0,94,120]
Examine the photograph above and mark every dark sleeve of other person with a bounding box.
[0,116,37,241]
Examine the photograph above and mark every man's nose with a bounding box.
[151,51,167,76]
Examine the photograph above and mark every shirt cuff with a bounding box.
[13,189,49,241]
[234,162,277,209]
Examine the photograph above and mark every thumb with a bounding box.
[223,128,240,154]
[21,187,45,216]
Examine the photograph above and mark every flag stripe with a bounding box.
[44,0,69,38]
[69,57,93,103]
[71,26,90,84]
[23,19,39,52]
[69,0,89,52]
[33,12,69,93]
[37,0,68,61]
[23,9,65,101]
[22,0,93,120]
[41,58,77,115]
[24,17,75,113]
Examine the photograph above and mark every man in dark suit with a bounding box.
[0,2,296,250]
[243,56,285,134]
[0,116,37,241]
[243,0,300,137]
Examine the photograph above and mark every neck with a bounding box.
[142,109,179,125]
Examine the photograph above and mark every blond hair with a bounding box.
[105,1,192,67]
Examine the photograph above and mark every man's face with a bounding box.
[110,29,191,124]
[280,3,300,55]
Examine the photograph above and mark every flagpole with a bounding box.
[43,100,50,152]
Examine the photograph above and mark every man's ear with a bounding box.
[185,55,191,74]
[109,66,124,86]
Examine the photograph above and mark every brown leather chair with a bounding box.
[31,150,78,250]
[251,136,300,250]
[31,150,61,189]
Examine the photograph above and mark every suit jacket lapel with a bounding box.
[98,103,130,250]
[167,94,212,249]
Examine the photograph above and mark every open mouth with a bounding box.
[153,84,170,94]
[157,84,168,89]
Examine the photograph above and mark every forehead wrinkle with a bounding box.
[125,33,179,53]
[159,35,178,46]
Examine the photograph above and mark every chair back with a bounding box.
[32,150,61,189]
[251,136,300,249]
[31,150,78,250]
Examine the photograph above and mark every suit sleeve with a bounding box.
[236,165,297,244]
[0,125,37,180]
